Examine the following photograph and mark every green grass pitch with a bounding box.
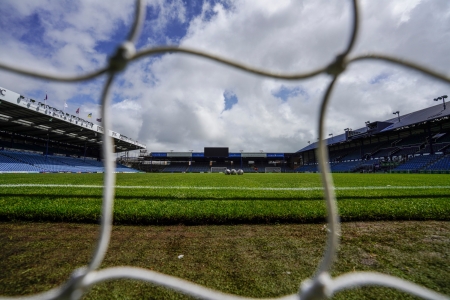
[0,173,449,224]
[1,173,449,299]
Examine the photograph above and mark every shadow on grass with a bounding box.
[1,213,449,226]
[0,193,448,201]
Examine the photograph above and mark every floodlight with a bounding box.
[433,95,447,109]
[393,111,400,122]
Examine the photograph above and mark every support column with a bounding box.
[83,142,87,161]
[45,134,49,160]
[427,123,434,155]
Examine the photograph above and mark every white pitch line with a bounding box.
[0,184,449,191]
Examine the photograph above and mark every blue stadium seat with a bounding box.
[0,150,139,173]
[393,154,441,172]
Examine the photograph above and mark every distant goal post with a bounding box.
[211,167,227,173]
[265,167,281,173]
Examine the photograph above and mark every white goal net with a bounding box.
[210,167,227,173]
[265,167,281,173]
[0,0,447,299]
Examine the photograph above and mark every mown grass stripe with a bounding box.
[1,184,450,191]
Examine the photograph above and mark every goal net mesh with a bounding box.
[211,167,227,173]
[0,0,447,299]
[265,167,281,173]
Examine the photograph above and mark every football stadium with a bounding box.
[1,1,450,300]
[2,83,450,174]
[126,100,450,174]
[1,87,450,299]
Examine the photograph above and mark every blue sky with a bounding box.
[272,85,309,102]
[223,90,238,111]
[0,0,449,153]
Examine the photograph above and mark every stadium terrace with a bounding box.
[131,101,450,174]
[1,85,450,174]
[0,86,144,173]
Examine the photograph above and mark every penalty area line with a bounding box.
[0,184,449,191]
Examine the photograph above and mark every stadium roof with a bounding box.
[298,102,450,152]
[0,86,145,152]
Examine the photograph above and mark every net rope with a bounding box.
[0,0,449,299]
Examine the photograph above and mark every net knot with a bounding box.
[326,54,347,76]
[299,272,332,300]
[56,267,88,300]
[109,41,136,72]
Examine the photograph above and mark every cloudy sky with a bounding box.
[1,0,449,153]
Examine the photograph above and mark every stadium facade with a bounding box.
[133,150,292,173]
[295,100,450,173]
[0,86,145,156]
[1,84,450,173]
[135,100,450,173]
[0,86,144,173]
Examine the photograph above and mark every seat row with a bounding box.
[0,151,139,173]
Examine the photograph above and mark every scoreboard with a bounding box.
[204,147,229,157]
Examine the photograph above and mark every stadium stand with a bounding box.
[329,149,345,161]
[435,133,450,143]
[392,154,442,172]
[187,165,210,173]
[371,147,398,158]
[0,86,144,173]
[294,164,318,173]
[393,146,420,157]
[2,151,83,173]
[0,150,139,173]
[424,154,450,172]
[330,160,362,172]
[395,135,427,147]
[241,166,255,173]
[53,156,105,172]
[0,151,41,172]
[339,150,362,161]
[295,101,450,173]
[361,142,389,158]
[2,82,450,175]
[162,163,188,173]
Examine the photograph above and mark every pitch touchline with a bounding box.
[0,184,449,191]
